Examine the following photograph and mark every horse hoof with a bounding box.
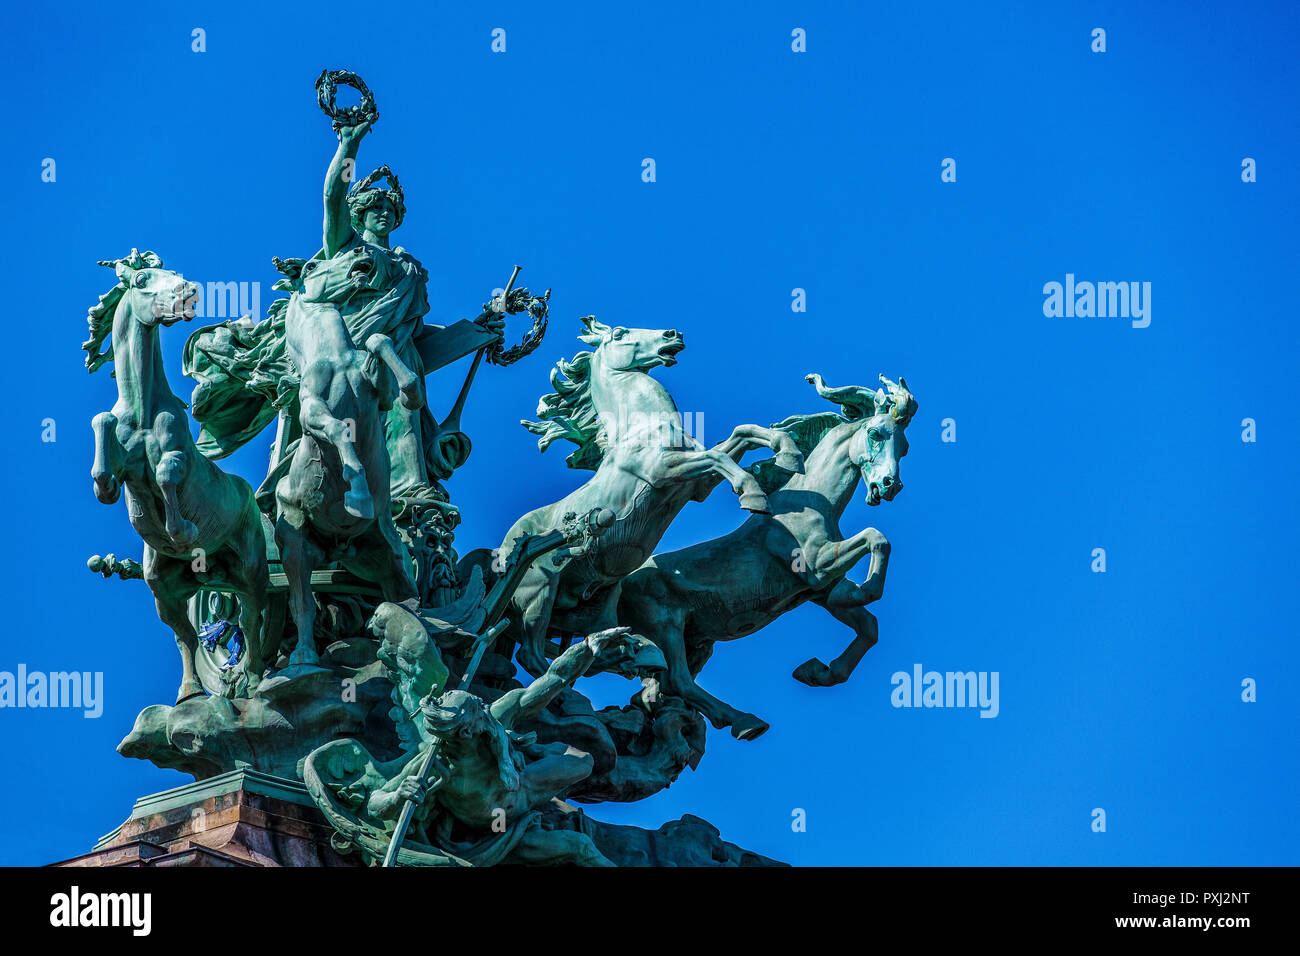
[344,492,374,519]
[92,476,120,504]
[792,658,833,686]
[399,383,423,410]
[731,715,770,741]
[739,492,770,514]
[288,650,320,668]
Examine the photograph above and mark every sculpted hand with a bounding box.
[584,627,668,679]
[396,776,427,806]
[337,119,372,148]
[475,309,506,338]
[585,626,634,657]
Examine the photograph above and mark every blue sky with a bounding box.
[1,0,1296,865]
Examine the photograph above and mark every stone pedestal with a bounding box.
[53,770,784,867]
[53,770,357,867]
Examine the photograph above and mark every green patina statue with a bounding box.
[305,626,653,866]
[617,373,917,739]
[269,248,422,674]
[86,251,269,703]
[480,314,806,678]
[81,70,919,867]
[184,85,506,501]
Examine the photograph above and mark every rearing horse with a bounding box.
[85,250,268,703]
[273,247,422,669]
[617,373,917,739]
[489,315,805,677]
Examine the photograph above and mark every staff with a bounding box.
[380,618,508,867]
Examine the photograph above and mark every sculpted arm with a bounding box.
[323,121,370,257]
[492,627,632,727]
[362,754,425,820]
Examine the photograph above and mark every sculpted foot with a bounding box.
[175,680,205,704]
[739,491,770,513]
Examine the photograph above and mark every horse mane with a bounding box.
[521,316,609,471]
[261,254,310,325]
[747,411,847,494]
[83,281,126,374]
[747,373,918,493]
[84,250,165,374]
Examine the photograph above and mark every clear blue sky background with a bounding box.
[1,1,1295,865]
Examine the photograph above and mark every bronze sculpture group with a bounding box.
[82,72,917,866]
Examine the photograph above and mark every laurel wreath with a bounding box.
[316,69,379,130]
[485,287,550,367]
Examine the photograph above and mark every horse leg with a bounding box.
[684,634,716,677]
[712,424,804,473]
[298,365,373,519]
[153,451,198,550]
[622,573,768,739]
[225,501,269,687]
[832,528,891,604]
[789,527,888,685]
[346,519,418,606]
[793,594,879,688]
[658,448,769,513]
[90,411,123,504]
[364,333,422,410]
[513,573,561,679]
[276,513,325,667]
[666,627,769,740]
[144,548,203,703]
[802,527,890,597]
[151,412,200,549]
